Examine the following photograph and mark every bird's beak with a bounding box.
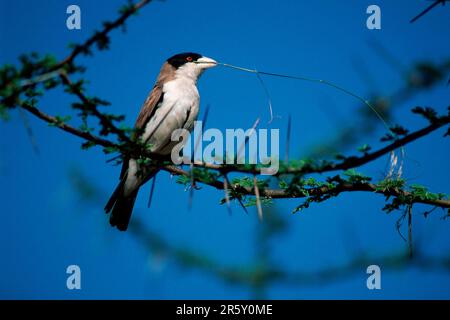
[196,56,218,69]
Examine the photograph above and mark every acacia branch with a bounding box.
[17,99,450,210]
[178,115,450,176]
[4,0,448,298]
[161,165,450,209]
[19,101,116,148]
[6,0,448,214]
[307,116,450,173]
[59,73,131,143]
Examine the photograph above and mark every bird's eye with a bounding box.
[186,56,193,62]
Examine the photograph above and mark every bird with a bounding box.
[104,52,217,231]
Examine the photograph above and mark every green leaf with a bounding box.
[411,106,438,122]
[343,169,371,183]
[176,175,190,186]
[103,146,119,154]
[49,115,71,127]
[278,180,288,189]
[389,124,409,136]
[243,197,273,207]
[357,144,371,153]
[81,141,97,150]
[375,178,406,192]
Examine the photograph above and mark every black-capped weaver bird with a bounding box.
[105,53,217,231]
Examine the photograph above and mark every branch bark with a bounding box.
[18,100,450,210]
[59,73,131,143]
[11,0,449,213]
[20,102,116,148]
[173,115,450,176]
[161,165,450,209]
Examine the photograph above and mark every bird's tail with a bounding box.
[104,180,139,232]
[104,168,159,231]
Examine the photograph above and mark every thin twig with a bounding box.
[236,117,260,162]
[59,73,131,143]
[18,106,40,154]
[368,39,407,77]
[223,174,232,215]
[220,63,392,134]
[20,101,117,149]
[408,205,413,258]
[147,174,157,208]
[253,175,263,221]
[223,174,248,214]
[188,105,210,210]
[19,69,64,87]
[410,0,447,23]
[285,114,291,163]
[255,73,274,123]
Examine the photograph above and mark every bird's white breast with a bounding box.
[142,77,200,154]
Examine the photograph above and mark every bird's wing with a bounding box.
[134,62,176,133]
[119,84,164,180]
[134,85,164,132]
[119,62,176,180]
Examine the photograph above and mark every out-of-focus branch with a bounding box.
[308,56,450,158]
[68,169,450,295]
[410,0,448,23]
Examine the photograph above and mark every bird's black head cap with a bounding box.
[167,52,202,69]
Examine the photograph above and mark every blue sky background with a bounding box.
[0,0,449,299]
